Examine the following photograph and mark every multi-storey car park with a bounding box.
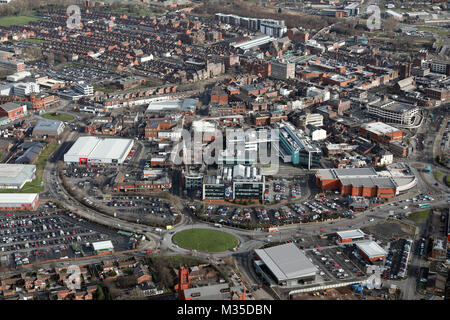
[366,99,420,127]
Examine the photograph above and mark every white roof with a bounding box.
[65,136,99,158]
[92,240,114,251]
[89,138,133,160]
[0,193,38,204]
[255,243,318,281]
[356,241,387,258]
[337,229,366,240]
[65,136,133,160]
[361,122,400,136]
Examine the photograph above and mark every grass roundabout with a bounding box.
[172,228,239,253]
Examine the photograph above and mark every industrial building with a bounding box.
[32,119,65,139]
[336,229,366,243]
[0,164,36,190]
[356,241,387,262]
[254,243,318,287]
[360,122,402,143]
[64,136,134,165]
[366,99,420,126]
[0,193,39,211]
[203,165,265,202]
[275,121,321,169]
[146,98,198,114]
[315,167,398,198]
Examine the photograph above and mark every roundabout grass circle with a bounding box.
[172,228,239,253]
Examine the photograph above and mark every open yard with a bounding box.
[407,209,431,223]
[173,228,239,253]
[0,16,40,26]
[42,112,75,122]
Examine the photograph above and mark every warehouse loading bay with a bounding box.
[0,202,131,268]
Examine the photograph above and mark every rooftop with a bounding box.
[356,241,387,258]
[336,229,366,240]
[255,243,318,281]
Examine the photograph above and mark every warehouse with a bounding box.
[0,193,39,211]
[254,243,318,287]
[336,229,366,243]
[0,164,36,190]
[32,119,65,139]
[64,136,134,165]
[356,241,387,262]
[315,167,398,198]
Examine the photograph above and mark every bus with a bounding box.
[417,203,430,208]
[268,227,279,233]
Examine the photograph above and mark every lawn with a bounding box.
[408,209,431,223]
[20,38,50,44]
[433,171,443,183]
[42,112,75,122]
[445,175,450,188]
[0,142,60,194]
[0,16,40,27]
[173,228,239,253]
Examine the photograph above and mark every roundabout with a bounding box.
[172,228,239,253]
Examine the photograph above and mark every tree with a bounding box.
[46,53,55,66]
[278,8,282,13]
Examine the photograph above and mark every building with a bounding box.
[13,82,40,97]
[92,240,114,255]
[32,119,65,139]
[360,122,402,144]
[275,121,321,169]
[64,136,134,165]
[356,241,387,262]
[421,60,450,76]
[0,193,39,211]
[146,98,198,114]
[0,102,27,121]
[270,61,295,80]
[366,99,420,126]
[176,266,246,300]
[0,164,36,190]
[254,243,318,287]
[336,229,366,243]
[203,165,265,202]
[315,167,397,198]
[144,118,174,140]
[74,81,94,96]
[0,59,25,73]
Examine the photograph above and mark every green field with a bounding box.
[173,228,238,253]
[0,16,40,27]
[42,112,74,122]
[408,209,431,223]
[445,175,450,188]
[433,171,443,183]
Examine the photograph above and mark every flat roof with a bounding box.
[356,241,387,258]
[65,136,133,161]
[92,240,114,251]
[337,229,366,240]
[0,164,35,187]
[255,243,318,281]
[0,193,38,204]
[361,122,401,135]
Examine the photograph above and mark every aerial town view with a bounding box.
[0,0,448,311]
